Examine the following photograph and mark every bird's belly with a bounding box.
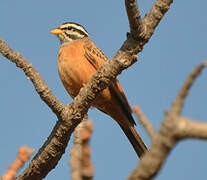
[58,57,95,99]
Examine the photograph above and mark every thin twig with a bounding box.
[2,146,34,180]
[133,105,157,140]
[171,61,207,115]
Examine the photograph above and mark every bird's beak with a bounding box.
[50,28,64,35]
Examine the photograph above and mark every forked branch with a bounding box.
[127,62,207,180]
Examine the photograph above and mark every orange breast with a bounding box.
[58,40,97,98]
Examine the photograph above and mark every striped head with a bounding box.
[50,22,89,44]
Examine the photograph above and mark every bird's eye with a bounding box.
[68,27,72,30]
[61,27,68,30]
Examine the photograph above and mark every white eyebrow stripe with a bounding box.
[60,23,89,36]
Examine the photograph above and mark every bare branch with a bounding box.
[0,38,80,179]
[127,112,177,180]
[132,105,157,140]
[127,60,207,180]
[2,146,34,180]
[171,61,207,115]
[70,126,82,180]
[120,0,173,59]
[1,35,136,180]
[127,111,207,180]
[143,0,173,40]
[125,0,143,38]
[70,116,94,180]
[176,117,207,139]
[80,120,94,180]
[0,38,65,115]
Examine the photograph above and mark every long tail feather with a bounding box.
[120,125,147,157]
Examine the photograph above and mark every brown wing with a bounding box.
[84,40,136,125]
[84,39,107,69]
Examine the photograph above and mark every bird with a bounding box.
[50,22,147,158]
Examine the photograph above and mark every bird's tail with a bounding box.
[120,125,147,158]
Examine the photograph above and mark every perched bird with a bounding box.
[50,22,147,157]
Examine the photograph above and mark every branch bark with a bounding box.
[125,0,143,38]
[70,116,94,180]
[127,62,207,180]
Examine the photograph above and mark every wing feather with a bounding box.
[84,40,136,125]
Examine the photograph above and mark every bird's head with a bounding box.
[50,22,89,44]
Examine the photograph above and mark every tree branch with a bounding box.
[123,0,173,54]
[176,117,207,139]
[70,116,94,180]
[143,0,173,40]
[2,146,34,180]
[133,105,157,140]
[125,0,143,38]
[127,62,207,180]
[0,38,65,116]
[171,62,207,115]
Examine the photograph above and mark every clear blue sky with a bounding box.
[1,1,207,180]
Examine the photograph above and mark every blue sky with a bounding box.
[0,1,207,180]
